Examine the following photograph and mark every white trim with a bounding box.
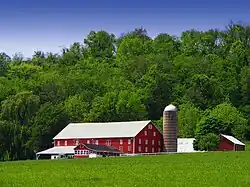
[221,134,245,146]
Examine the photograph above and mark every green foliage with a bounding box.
[178,103,203,138]
[1,21,250,160]
[196,103,248,139]
[194,133,220,151]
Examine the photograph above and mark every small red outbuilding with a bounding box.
[217,134,245,151]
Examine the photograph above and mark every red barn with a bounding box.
[217,134,245,151]
[36,120,163,159]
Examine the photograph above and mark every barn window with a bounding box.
[87,140,90,144]
[95,140,98,145]
[64,141,67,146]
[138,146,141,152]
[148,124,152,129]
[139,138,141,144]
[83,150,89,155]
[128,146,131,151]
[153,132,156,136]
[128,139,131,144]
[120,139,123,145]
[57,141,60,146]
[152,140,154,145]
[106,140,111,146]
[158,140,161,145]
[75,139,79,145]
[144,131,147,136]
[158,147,161,152]
[145,139,148,145]
[145,147,148,152]
[152,147,154,153]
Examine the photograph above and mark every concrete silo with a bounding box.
[163,104,178,152]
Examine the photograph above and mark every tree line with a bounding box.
[0,21,250,160]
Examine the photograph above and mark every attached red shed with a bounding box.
[217,134,245,151]
[74,144,122,158]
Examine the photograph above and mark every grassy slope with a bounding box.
[1,152,250,187]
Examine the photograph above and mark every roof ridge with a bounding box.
[68,120,151,125]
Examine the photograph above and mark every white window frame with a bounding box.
[158,147,161,152]
[158,140,161,145]
[139,138,141,144]
[138,146,141,152]
[120,139,123,145]
[87,140,90,144]
[145,139,148,145]
[145,147,148,152]
[148,124,152,129]
[144,131,147,136]
[106,140,111,146]
[153,132,156,136]
[76,139,79,145]
[64,141,67,146]
[83,150,89,155]
[57,141,60,146]
[152,140,154,145]
[152,147,154,153]
[95,140,98,145]
[128,139,131,145]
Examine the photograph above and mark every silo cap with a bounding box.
[164,104,177,112]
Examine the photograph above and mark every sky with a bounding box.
[0,0,249,58]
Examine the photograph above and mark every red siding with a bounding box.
[74,144,90,158]
[217,137,234,151]
[54,137,134,153]
[134,122,163,153]
[217,136,245,151]
[54,122,163,154]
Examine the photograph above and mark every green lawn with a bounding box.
[1,152,250,187]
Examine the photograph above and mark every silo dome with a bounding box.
[164,104,177,112]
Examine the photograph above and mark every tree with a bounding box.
[84,30,116,59]
[196,103,248,140]
[193,133,220,151]
[178,103,203,138]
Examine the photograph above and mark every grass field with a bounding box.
[1,152,250,187]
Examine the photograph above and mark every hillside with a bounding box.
[1,152,250,186]
[1,22,250,160]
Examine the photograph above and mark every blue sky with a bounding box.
[0,0,249,57]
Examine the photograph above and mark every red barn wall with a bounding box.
[134,122,163,153]
[235,144,245,151]
[217,137,234,151]
[54,137,134,153]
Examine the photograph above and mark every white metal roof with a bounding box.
[221,134,245,146]
[36,146,76,155]
[164,104,177,112]
[53,120,151,140]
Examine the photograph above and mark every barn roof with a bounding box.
[221,134,245,146]
[36,146,76,155]
[75,144,122,153]
[53,120,152,140]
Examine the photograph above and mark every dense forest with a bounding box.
[0,21,250,160]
